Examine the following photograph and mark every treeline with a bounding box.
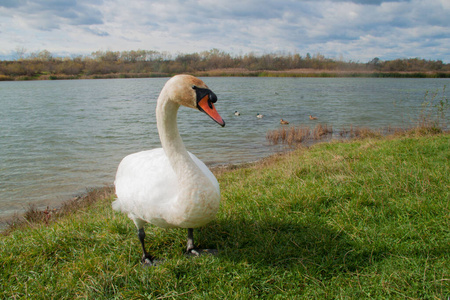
[1,48,449,80]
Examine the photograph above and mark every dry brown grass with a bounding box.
[266,123,333,146]
[312,123,333,139]
[266,126,310,146]
[268,120,449,148]
[2,186,115,235]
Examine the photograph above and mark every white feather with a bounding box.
[112,75,222,231]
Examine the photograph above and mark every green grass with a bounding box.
[1,134,449,299]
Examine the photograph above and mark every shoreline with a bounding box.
[0,136,317,233]
[1,68,450,81]
[0,156,280,233]
[3,127,448,234]
[0,129,334,231]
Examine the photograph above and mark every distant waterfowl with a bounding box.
[309,115,318,120]
[113,75,225,266]
[234,111,240,116]
[256,113,264,118]
[280,119,289,125]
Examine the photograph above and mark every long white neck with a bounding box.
[154,84,220,228]
[156,91,201,183]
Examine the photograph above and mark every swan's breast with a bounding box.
[114,149,220,228]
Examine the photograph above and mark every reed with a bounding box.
[266,124,331,146]
[412,86,449,134]
[312,123,333,139]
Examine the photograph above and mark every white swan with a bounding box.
[113,75,225,266]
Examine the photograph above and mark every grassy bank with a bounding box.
[1,134,449,298]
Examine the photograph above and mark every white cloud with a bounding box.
[0,0,449,62]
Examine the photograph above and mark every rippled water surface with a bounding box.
[1,77,449,218]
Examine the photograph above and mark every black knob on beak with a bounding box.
[210,91,217,103]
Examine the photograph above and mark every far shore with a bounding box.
[1,68,450,81]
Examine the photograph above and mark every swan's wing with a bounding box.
[113,148,178,217]
[189,152,220,192]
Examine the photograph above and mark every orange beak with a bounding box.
[198,95,225,127]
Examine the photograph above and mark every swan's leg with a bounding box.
[186,228,195,254]
[138,228,154,265]
[185,228,218,256]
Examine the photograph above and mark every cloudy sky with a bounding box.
[0,0,449,62]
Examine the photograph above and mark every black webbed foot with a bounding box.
[185,248,219,257]
[185,228,218,257]
[142,254,154,267]
[141,254,164,267]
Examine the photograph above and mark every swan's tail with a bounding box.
[111,198,123,212]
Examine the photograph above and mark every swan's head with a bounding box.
[164,75,225,127]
